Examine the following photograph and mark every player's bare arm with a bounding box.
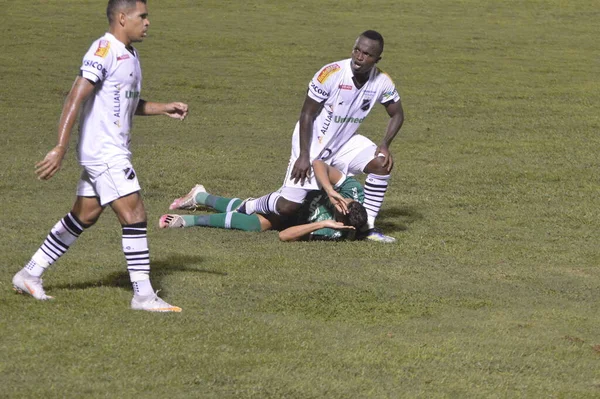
[135,100,188,120]
[375,99,404,172]
[36,77,96,181]
[279,219,354,242]
[292,95,322,185]
[312,160,348,215]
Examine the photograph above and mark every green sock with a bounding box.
[180,215,197,227]
[192,213,262,232]
[195,193,242,212]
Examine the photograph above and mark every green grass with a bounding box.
[1,0,600,397]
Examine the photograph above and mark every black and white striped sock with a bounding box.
[122,222,153,296]
[243,192,282,215]
[26,212,85,277]
[363,174,390,229]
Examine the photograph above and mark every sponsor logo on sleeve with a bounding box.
[94,40,110,58]
[382,89,398,101]
[83,59,108,78]
[316,63,340,83]
[310,82,328,97]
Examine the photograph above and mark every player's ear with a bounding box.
[119,11,127,27]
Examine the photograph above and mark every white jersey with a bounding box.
[77,32,142,165]
[304,58,400,160]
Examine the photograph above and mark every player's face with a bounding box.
[350,36,382,76]
[124,2,150,43]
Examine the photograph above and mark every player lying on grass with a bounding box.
[161,160,368,241]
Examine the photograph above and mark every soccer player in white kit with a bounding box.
[12,0,188,312]
[236,30,404,243]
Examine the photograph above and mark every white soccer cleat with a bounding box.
[131,292,182,312]
[12,270,54,300]
[363,229,397,243]
[169,184,206,210]
[159,214,187,229]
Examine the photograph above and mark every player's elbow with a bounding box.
[279,229,307,242]
[278,231,296,242]
[134,99,147,116]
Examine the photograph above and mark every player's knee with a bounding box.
[118,210,147,225]
[115,202,146,225]
[276,198,301,215]
[71,208,101,227]
[80,217,99,227]
[364,156,393,175]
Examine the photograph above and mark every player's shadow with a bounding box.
[50,253,226,292]
[375,205,423,233]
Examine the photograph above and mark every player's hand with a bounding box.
[164,102,188,120]
[375,145,394,172]
[291,154,311,185]
[327,191,348,215]
[35,145,67,180]
[321,220,355,231]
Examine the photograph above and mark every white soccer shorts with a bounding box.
[279,133,378,203]
[76,160,141,206]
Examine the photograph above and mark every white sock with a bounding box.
[132,278,154,297]
[23,260,46,278]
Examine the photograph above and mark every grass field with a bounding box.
[1,0,599,397]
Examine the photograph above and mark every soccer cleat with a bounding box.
[362,228,397,243]
[169,184,206,210]
[131,291,182,312]
[159,214,187,229]
[12,270,54,300]
[234,197,255,214]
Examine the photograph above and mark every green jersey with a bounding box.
[295,177,364,241]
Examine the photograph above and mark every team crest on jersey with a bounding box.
[361,99,371,111]
[94,40,110,58]
[317,64,340,83]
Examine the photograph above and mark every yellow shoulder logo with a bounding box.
[94,40,110,58]
[317,64,341,84]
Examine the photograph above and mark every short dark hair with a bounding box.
[360,30,384,52]
[344,201,368,230]
[106,0,146,24]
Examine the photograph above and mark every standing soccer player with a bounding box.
[234,30,404,243]
[12,0,188,312]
